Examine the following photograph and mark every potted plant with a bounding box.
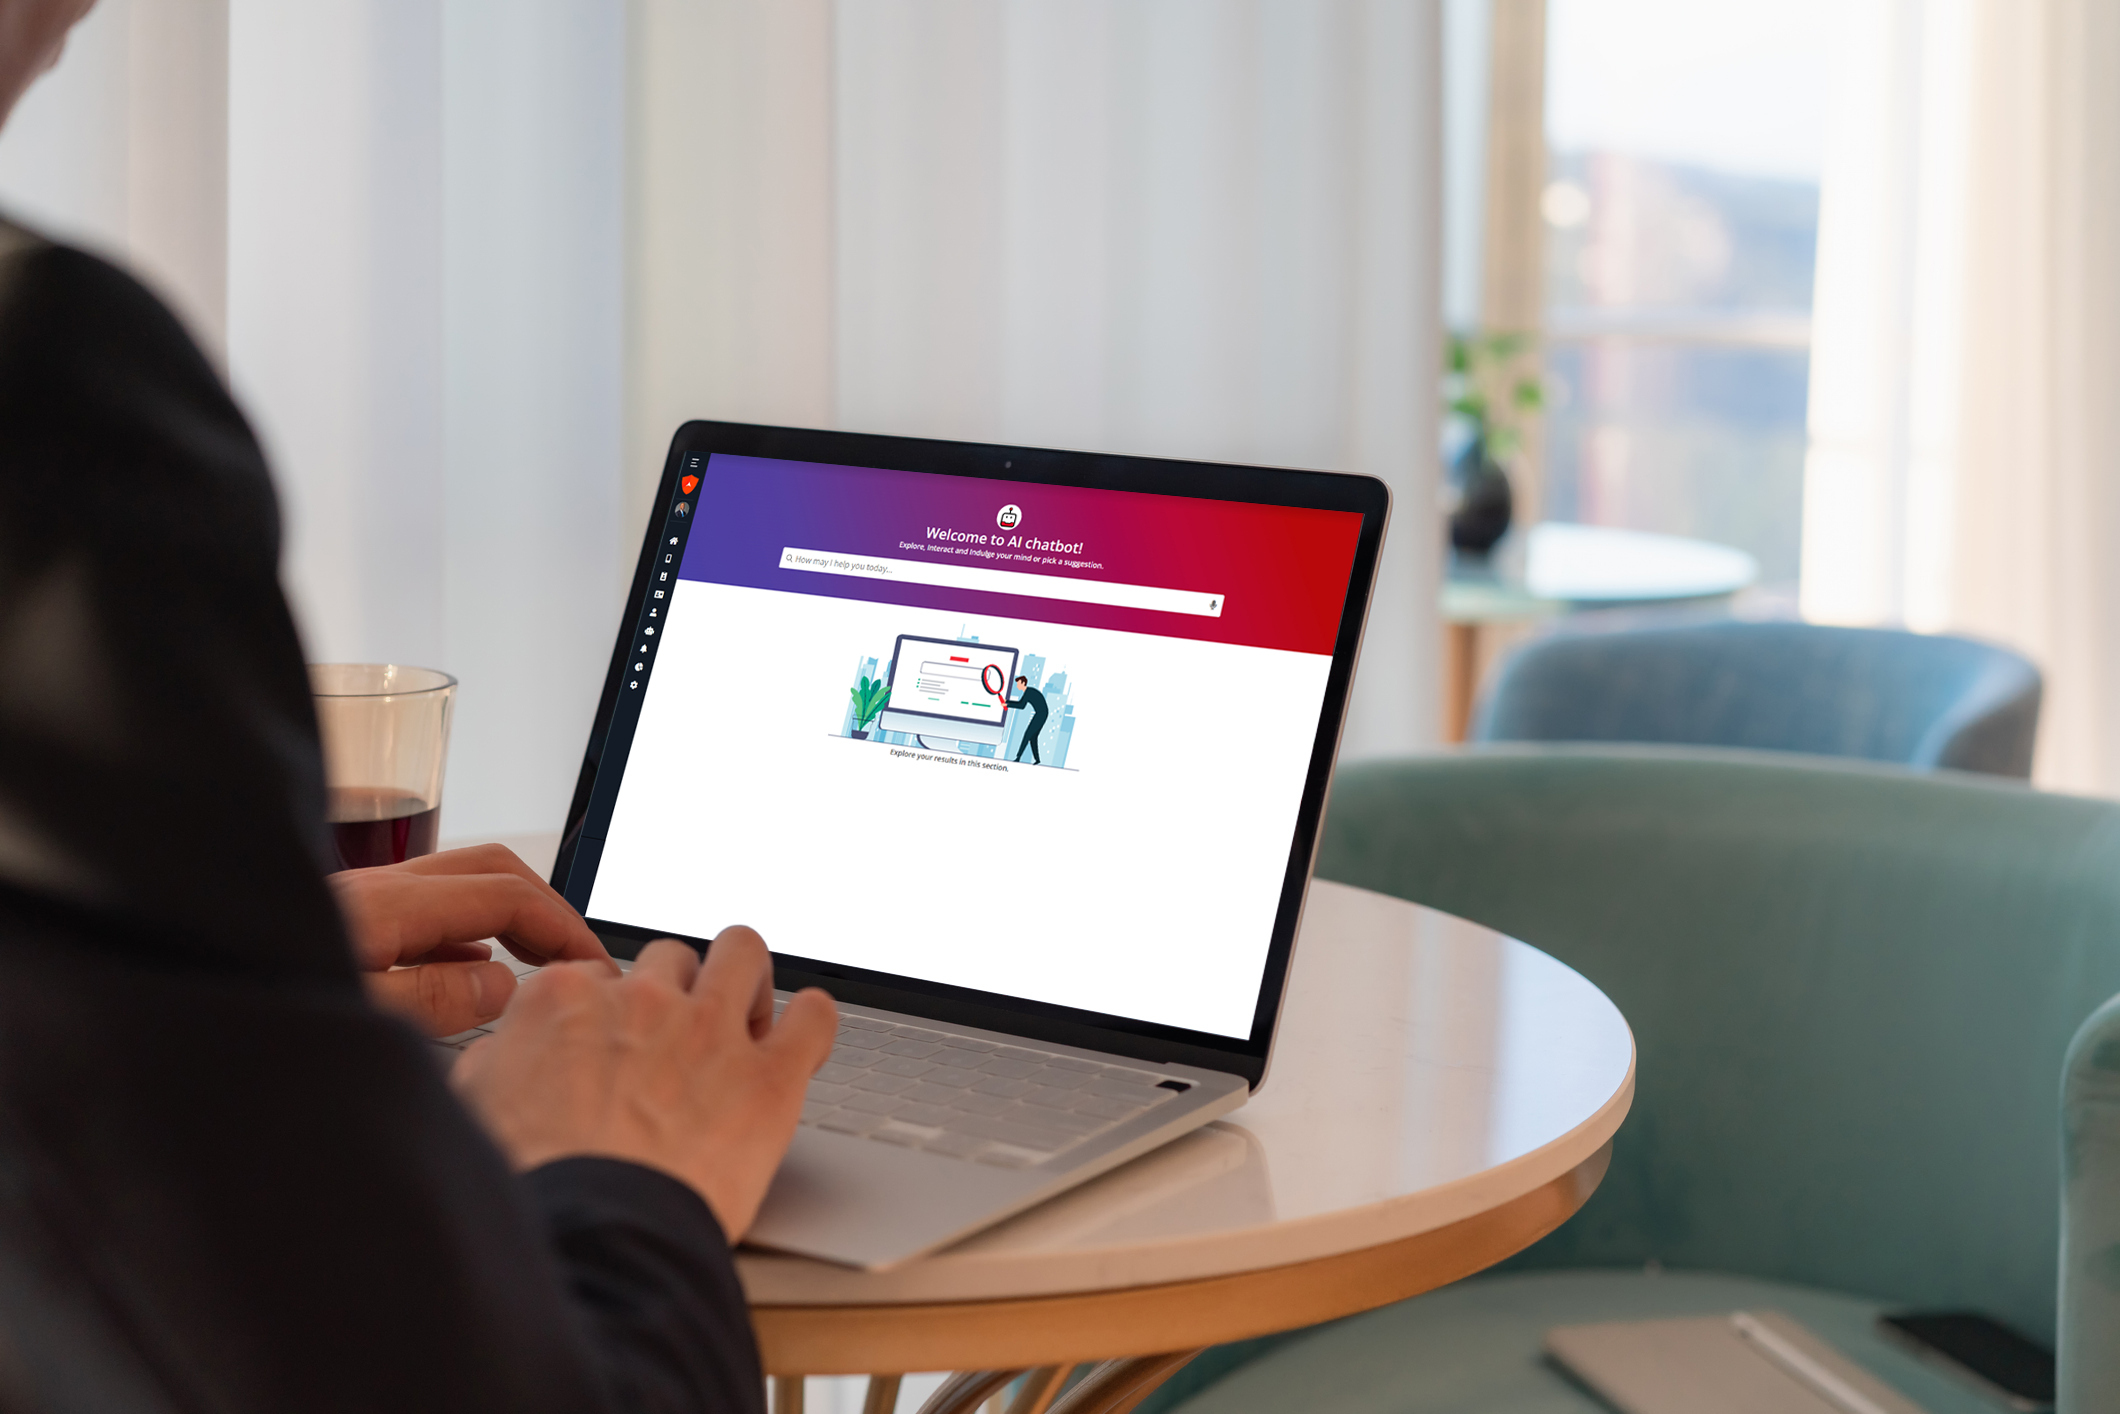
[1444,329,1545,555]
[848,676,890,740]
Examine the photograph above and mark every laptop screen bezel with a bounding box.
[551,421,1390,1088]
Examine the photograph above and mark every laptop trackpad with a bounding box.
[745,1125,1046,1270]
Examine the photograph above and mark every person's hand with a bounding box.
[329,844,618,1037]
[452,927,837,1240]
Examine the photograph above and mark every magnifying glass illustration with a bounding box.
[981,664,1009,706]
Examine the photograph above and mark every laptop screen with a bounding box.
[566,450,1367,1042]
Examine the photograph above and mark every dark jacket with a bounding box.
[0,223,761,1413]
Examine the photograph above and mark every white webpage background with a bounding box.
[586,582,1334,1038]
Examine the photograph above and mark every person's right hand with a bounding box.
[450,926,837,1241]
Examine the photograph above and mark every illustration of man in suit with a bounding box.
[1005,675,1050,764]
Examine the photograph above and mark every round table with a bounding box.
[743,881,1633,1414]
[470,837,1634,1414]
[1442,521,1759,741]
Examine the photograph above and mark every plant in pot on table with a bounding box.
[1444,329,1544,556]
[849,676,890,740]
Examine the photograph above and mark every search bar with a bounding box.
[777,548,1225,617]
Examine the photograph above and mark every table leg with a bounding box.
[1005,1366,1072,1414]
[772,1374,805,1414]
[1444,621,1480,743]
[1047,1352,1201,1414]
[863,1374,903,1414]
[912,1369,1024,1414]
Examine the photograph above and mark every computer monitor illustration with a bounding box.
[876,634,1020,749]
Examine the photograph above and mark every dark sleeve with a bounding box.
[0,230,761,1414]
[527,1160,766,1414]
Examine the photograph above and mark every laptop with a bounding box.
[546,421,1388,1268]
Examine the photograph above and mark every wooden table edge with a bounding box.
[754,1139,1612,1376]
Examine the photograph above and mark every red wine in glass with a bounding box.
[328,786,440,871]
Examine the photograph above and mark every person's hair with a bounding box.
[1015,675,1028,685]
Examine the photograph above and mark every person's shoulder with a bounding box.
[0,217,200,349]
[0,214,243,432]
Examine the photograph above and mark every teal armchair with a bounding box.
[1145,746,2120,1413]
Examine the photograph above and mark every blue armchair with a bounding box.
[1472,621,2042,777]
[1143,747,2120,1413]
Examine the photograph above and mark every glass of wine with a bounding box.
[309,664,458,871]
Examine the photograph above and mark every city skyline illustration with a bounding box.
[840,627,1078,768]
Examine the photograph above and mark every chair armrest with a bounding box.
[2061,993,2120,1410]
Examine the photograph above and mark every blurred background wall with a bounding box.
[8,0,2117,820]
[0,0,1444,839]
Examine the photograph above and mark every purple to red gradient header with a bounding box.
[679,454,1364,655]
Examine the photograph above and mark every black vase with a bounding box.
[1448,441,1514,556]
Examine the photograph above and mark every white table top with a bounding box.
[1447,520,1759,622]
[467,835,1636,1310]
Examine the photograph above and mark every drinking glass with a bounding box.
[309,664,457,872]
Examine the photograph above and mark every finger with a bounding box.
[378,843,555,889]
[631,938,702,992]
[762,987,838,1077]
[367,847,607,962]
[363,960,516,1037]
[694,925,774,1032]
[427,939,494,964]
[339,872,614,973]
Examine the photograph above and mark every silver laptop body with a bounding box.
[546,423,1388,1268]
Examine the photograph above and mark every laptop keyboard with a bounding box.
[801,1011,1187,1168]
[436,989,1187,1170]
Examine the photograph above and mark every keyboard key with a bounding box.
[873,1056,935,1078]
[1073,1095,1144,1121]
[806,1082,856,1106]
[1044,1056,1101,1073]
[1021,1086,1081,1110]
[903,1082,965,1105]
[799,1101,832,1124]
[1083,1077,1163,1103]
[890,1025,943,1041]
[921,1067,981,1088]
[840,1014,893,1031]
[843,1092,907,1115]
[950,1090,1013,1116]
[817,1109,886,1135]
[993,1045,1050,1062]
[1100,1066,1162,1085]
[870,1125,926,1146]
[979,1058,1038,1079]
[1025,1067,1090,1090]
[972,1077,1032,1098]
[893,1102,955,1127]
[921,1131,990,1158]
[930,1047,990,1069]
[1025,1107,1101,1134]
[828,1047,881,1068]
[835,1030,890,1050]
[949,1037,998,1052]
[853,1072,919,1096]
[883,1039,942,1058]
[814,1062,864,1085]
[975,1148,1038,1168]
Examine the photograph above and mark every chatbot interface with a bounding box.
[580,453,1364,1039]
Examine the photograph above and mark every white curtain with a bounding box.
[4,0,1443,837]
[1802,0,2120,795]
[632,0,1446,760]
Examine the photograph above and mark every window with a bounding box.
[1539,0,1834,598]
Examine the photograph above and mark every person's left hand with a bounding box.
[329,844,619,1037]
